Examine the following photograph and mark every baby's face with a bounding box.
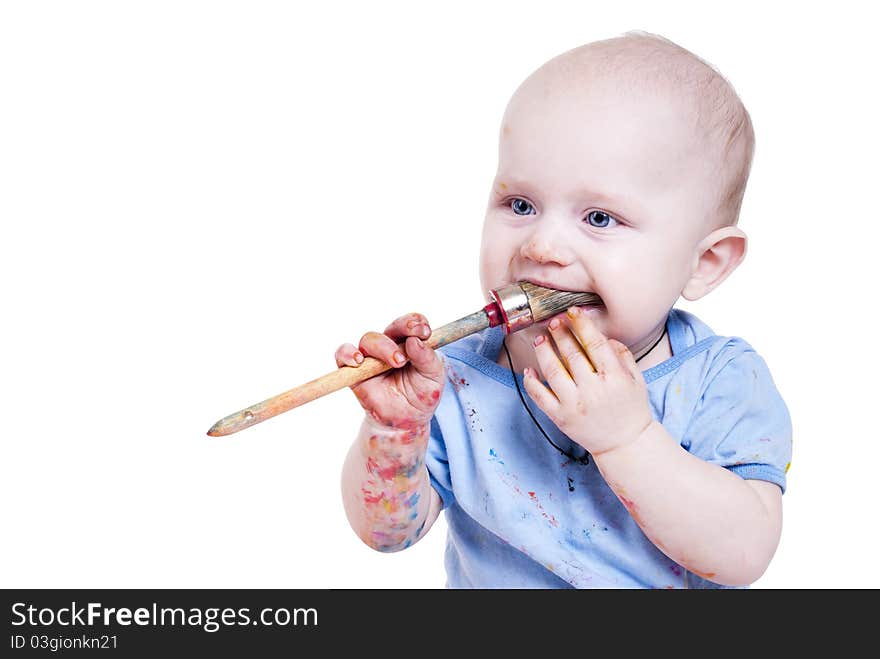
[479,72,720,349]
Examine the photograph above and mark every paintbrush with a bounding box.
[206,282,602,437]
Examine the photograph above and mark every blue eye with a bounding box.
[510,198,536,216]
[586,210,618,228]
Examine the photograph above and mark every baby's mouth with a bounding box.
[517,277,578,293]
[515,278,604,309]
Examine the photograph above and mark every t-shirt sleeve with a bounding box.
[682,346,793,493]
[425,415,455,509]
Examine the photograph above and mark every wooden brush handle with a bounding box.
[207,309,490,436]
[207,283,603,437]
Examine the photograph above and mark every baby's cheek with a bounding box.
[600,287,665,344]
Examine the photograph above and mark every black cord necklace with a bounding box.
[502,325,667,466]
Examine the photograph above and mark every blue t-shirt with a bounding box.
[425,308,792,589]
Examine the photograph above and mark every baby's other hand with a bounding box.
[523,307,654,456]
[334,313,445,430]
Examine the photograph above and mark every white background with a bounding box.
[2,1,877,589]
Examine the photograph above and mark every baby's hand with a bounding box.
[523,307,654,456]
[335,313,445,430]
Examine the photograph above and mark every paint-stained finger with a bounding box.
[359,331,408,369]
[566,307,621,376]
[335,342,365,368]
[547,315,597,379]
[532,333,576,403]
[404,336,446,381]
[384,312,432,342]
[522,366,561,416]
[608,339,642,382]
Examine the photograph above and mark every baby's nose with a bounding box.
[520,225,572,266]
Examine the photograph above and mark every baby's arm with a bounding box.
[337,313,446,552]
[341,417,443,551]
[593,426,782,586]
[524,308,782,585]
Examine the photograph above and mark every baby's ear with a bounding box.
[681,226,748,301]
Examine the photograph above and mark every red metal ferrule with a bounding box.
[489,284,533,335]
[483,301,503,328]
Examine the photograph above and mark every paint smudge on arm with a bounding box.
[357,421,433,552]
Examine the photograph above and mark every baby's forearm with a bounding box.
[341,416,438,552]
[593,421,781,586]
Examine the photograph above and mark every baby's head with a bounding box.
[479,32,754,351]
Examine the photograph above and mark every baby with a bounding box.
[337,31,792,588]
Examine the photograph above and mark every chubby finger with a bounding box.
[522,366,561,417]
[547,316,597,379]
[566,307,620,376]
[359,331,408,368]
[532,333,576,402]
[403,335,445,380]
[384,312,432,342]
[608,339,642,382]
[335,342,365,368]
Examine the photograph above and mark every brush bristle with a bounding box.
[520,282,603,322]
